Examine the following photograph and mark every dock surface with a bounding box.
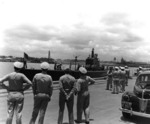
[0,77,150,124]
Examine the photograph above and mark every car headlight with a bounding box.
[122,93,132,109]
[122,93,130,102]
[123,95,130,101]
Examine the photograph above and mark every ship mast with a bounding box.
[91,48,94,58]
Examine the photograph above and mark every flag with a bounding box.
[24,52,29,61]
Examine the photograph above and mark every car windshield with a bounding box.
[137,74,150,84]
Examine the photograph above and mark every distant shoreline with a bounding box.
[1,59,150,68]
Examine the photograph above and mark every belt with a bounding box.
[64,89,71,92]
[64,89,70,91]
[113,78,119,80]
[9,90,23,92]
[36,92,49,95]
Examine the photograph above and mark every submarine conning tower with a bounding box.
[85,48,100,71]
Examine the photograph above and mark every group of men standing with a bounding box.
[106,66,130,94]
[0,61,95,124]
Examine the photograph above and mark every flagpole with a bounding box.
[23,52,28,69]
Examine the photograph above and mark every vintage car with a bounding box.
[120,71,150,118]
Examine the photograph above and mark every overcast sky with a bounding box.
[0,0,150,62]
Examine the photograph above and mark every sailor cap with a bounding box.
[64,66,70,71]
[115,66,119,69]
[121,67,125,70]
[79,67,87,74]
[40,62,49,70]
[13,61,23,69]
[125,66,128,68]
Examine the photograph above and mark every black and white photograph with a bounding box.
[0,0,150,124]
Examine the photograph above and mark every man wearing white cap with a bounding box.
[57,68,76,124]
[0,61,32,124]
[75,67,95,124]
[137,66,143,76]
[120,67,126,92]
[29,62,53,124]
[106,66,113,90]
[125,66,130,86]
[112,66,120,94]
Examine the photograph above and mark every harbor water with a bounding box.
[0,62,70,77]
[0,62,137,78]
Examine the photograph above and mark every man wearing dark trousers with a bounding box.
[125,66,130,86]
[120,67,126,92]
[112,66,120,94]
[29,62,53,124]
[106,66,113,90]
[57,68,76,124]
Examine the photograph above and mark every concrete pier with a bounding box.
[0,77,150,124]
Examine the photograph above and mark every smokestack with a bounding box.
[48,50,51,59]
[91,48,94,58]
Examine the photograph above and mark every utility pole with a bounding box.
[48,50,50,62]
[75,56,77,71]
[73,55,80,71]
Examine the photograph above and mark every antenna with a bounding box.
[73,54,80,71]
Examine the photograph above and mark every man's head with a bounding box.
[115,66,119,71]
[63,66,71,74]
[40,62,49,71]
[79,67,87,75]
[13,61,23,71]
[139,66,142,70]
[121,67,125,71]
[109,66,113,70]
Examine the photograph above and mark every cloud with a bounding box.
[1,12,144,60]
[101,13,130,27]
[122,32,143,42]
[109,28,142,42]
[60,26,97,49]
[101,13,143,43]
[4,25,59,42]
[3,25,62,57]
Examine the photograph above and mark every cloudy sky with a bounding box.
[0,0,150,62]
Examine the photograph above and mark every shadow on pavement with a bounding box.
[74,119,94,123]
[120,115,150,124]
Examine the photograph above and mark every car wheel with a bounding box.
[122,112,131,119]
